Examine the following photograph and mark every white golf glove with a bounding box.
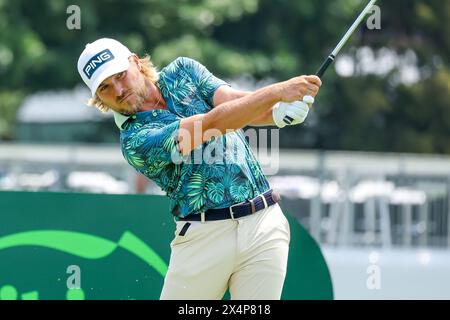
[272,95,315,128]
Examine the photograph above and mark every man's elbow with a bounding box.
[213,86,250,107]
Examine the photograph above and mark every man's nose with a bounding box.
[112,79,124,97]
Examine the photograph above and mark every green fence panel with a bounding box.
[0,191,333,300]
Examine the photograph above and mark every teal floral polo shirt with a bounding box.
[119,57,270,218]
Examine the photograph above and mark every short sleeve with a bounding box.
[177,57,230,107]
[121,120,184,175]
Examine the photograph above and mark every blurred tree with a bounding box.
[0,0,448,154]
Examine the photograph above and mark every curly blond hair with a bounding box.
[87,55,159,112]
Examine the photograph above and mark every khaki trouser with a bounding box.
[160,203,290,300]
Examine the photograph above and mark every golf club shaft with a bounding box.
[316,0,377,78]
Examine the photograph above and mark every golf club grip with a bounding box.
[316,54,335,78]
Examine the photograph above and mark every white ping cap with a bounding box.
[77,38,132,97]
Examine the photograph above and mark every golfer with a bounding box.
[77,38,321,300]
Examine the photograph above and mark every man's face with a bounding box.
[96,55,148,115]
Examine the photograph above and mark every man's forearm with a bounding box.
[248,106,277,127]
[215,99,277,127]
[204,84,280,133]
[179,74,321,155]
[178,84,280,155]
[213,88,276,127]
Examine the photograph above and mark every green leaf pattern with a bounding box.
[186,173,208,211]
[229,177,253,203]
[206,181,225,204]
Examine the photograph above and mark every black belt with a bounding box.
[178,189,281,222]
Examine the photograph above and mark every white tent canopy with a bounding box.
[17,86,112,123]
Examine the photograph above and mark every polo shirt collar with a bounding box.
[113,111,130,130]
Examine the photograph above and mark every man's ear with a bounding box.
[129,54,142,72]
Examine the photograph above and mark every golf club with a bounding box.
[315,0,378,78]
[283,0,378,124]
